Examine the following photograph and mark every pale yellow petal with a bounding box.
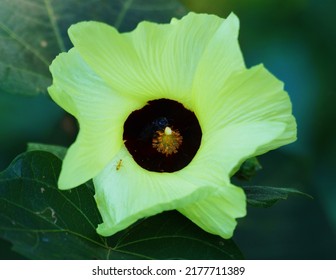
[193,121,286,178]
[68,13,231,106]
[191,13,245,109]
[179,184,246,239]
[48,48,143,189]
[194,65,296,163]
[94,147,219,236]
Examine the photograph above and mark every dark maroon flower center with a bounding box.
[123,99,202,172]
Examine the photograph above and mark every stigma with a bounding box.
[152,126,183,156]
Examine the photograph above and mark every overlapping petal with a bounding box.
[67,13,240,107]
[190,121,287,180]
[194,65,294,132]
[125,13,227,106]
[48,49,143,189]
[191,13,245,106]
[93,147,219,236]
[193,64,296,175]
[178,185,246,239]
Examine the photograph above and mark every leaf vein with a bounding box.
[43,0,66,52]
[0,22,49,67]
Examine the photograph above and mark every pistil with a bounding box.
[152,126,183,156]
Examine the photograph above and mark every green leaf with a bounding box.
[0,0,187,96]
[243,185,313,208]
[27,143,67,160]
[0,151,243,259]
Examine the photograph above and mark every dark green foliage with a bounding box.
[243,185,312,208]
[234,157,262,181]
[0,0,186,97]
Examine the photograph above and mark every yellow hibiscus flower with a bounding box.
[48,12,296,238]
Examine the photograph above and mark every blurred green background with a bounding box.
[1,0,335,259]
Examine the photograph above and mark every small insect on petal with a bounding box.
[116,159,123,171]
